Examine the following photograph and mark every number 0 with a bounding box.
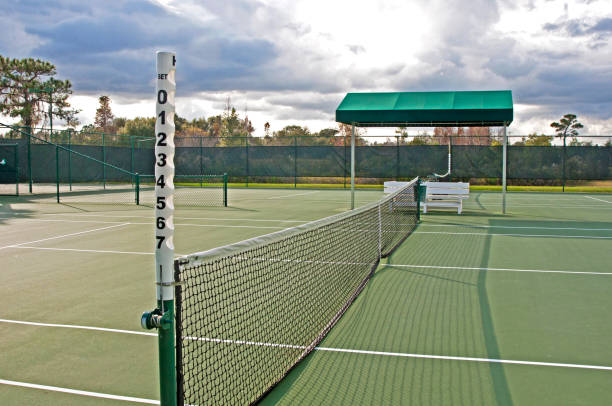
[158,90,167,104]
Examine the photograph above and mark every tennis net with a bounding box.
[173,178,420,405]
[139,174,228,207]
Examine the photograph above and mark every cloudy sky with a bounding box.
[2,0,612,136]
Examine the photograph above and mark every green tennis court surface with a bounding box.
[1,188,611,405]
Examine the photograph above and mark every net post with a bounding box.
[223,172,228,207]
[55,145,60,203]
[351,123,355,210]
[139,51,177,406]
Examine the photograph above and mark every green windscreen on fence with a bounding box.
[0,144,19,195]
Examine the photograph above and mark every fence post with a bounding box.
[68,129,72,191]
[14,144,19,196]
[562,135,566,192]
[416,178,421,223]
[199,135,203,176]
[56,145,60,203]
[245,136,249,187]
[294,135,297,188]
[344,134,347,189]
[27,125,32,193]
[396,135,400,180]
[130,136,135,178]
[102,132,106,189]
[448,136,453,182]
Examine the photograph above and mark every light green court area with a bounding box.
[1,188,612,405]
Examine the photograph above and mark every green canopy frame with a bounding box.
[335,90,514,213]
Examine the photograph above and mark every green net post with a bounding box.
[68,129,72,191]
[27,125,32,193]
[223,173,228,207]
[56,145,60,203]
[245,136,249,187]
[135,173,140,205]
[102,132,106,189]
[294,135,297,188]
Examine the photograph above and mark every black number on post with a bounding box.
[156,175,165,188]
[157,132,167,146]
[158,90,167,104]
[157,217,166,229]
[156,235,165,249]
[158,110,166,124]
[157,196,166,209]
[157,153,167,167]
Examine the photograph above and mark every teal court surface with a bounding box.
[1,187,612,405]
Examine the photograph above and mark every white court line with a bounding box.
[414,231,612,240]
[267,191,319,199]
[35,213,307,223]
[12,246,153,255]
[0,223,128,250]
[0,379,158,404]
[186,336,612,372]
[0,319,156,336]
[383,264,612,276]
[585,195,612,204]
[420,223,612,232]
[3,318,611,373]
[0,217,286,230]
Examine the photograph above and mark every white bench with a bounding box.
[422,182,469,214]
[383,181,409,194]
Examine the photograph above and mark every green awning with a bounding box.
[335,90,513,127]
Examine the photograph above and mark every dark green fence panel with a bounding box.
[452,145,502,178]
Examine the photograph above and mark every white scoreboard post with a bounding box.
[141,51,177,406]
[155,52,176,312]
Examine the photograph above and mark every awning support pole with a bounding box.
[502,123,507,214]
[351,124,355,210]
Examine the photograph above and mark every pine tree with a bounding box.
[94,95,114,133]
[0,55,79,130]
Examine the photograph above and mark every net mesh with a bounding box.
[139,174,227,207]
[174,178,420,406]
